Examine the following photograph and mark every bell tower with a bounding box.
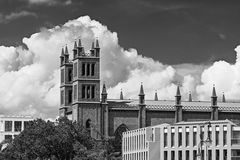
[71,39,101,139]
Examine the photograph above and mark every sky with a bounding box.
[0,0,240,119]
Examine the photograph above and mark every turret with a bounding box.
[154,90,158,101]
[138,83,146,128]
[211,85,218,120]
[73,41,78,59]
[77,39,84,56]
[95,39,100,57]
[120,89,124,100]
[188,91,192,102]
[101,83,107,103]
[60,48,64,65]
[139,83,145,104]
[64,45,69,63]
[211,85,217,106]
[90,41,95,56]
[175,85,181,105]
[222,92,226,102]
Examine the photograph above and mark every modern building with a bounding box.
[0,115,33,142]
[122,120,240,160]
[59,39,240,151]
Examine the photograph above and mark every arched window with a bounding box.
[114,124,129,152]
[86,119,91,135]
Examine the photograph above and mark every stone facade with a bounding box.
[59,39,240,144]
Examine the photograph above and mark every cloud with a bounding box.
[0,15,239,119]
[0,11,37,24]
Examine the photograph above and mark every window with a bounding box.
[14,121,22,132]
[68,69,72,82]
[68,90,72,104]
[91,63,95,76]
[223,149,227,160]
[216,126,219,146]
[202,150,205,160]
[164,131,167,147]
[82,63,85,76]
[178,151,182,160]
[193,150,197,160]
[5,121,12,132]
[171,151,175,160]
[87,86,90,98]
[87,63,90,76]
[164,151,168,160]
[91,86,95,99]
[73,62,77,77]
[82,85,85,98]
[208,150,212,160]
[61,69,64,83]
[186,130,189,147]
[193,131,197,146]
[216,150,219,160]
[73,85,77,101]
[178,128,182,147]
[61,90,64,104]
[24,121,29,130]
[223,126,227,145]
[4,135,12,141]
[186,150,189,160]
[171,128,175,147]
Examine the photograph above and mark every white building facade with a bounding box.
[122,120,240,160]
[0,115,33,142]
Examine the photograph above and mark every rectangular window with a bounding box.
[73,62,77,77]
[61,69,64,83]
[216,150,219,160]
[223,149,227,160]
[193,131,197,146]
[186,150,189,160]
[186,131,189,147]
[87,63,90,76]
[171,132,175,147]
[5,121,12,132]
[61,90,64,104]
[178,128,182,147]
[4,135,12,141]
[216,126,219,146]
[193,150,197,160]
[87,85,90,98]
[171,151,175,160]
[178,151,182,160]
[208,150,212,160]
[91,85,95,99]
[24,121,29,130]
[202,150,205,160]
[82,63,85,76]
[73,85,77,101]
[68,90,72,104]
[82,85,85,98]
[223,126,227,145]
[164,151,168,160]
[14,121,22,132]
[164,131,167,147]
[91,63,95,76]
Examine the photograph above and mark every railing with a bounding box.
[231,156,240,160]
[231,138,240,145]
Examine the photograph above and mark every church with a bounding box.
[59,39,240,142]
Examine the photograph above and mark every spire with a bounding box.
[139,82,144,96]
[61,47,64,56]
[222,92,226,102]
[95,39,100,48]
[176,85,181,97]
[154,90,158,101]
[102,83,107,95]
[188,91,192,102]
[120,89,123,100]
[91,41,95,50]
[78,39,82,47]
[65,45,69,55]
[211,84,217,98]
[74,41,77,49]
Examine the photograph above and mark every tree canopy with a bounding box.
[0,117,118,160]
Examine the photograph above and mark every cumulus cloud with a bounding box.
[0,15,239,119]
[23,0,72,5]
[0,11,37,24]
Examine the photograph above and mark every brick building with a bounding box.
[59,39,240,148]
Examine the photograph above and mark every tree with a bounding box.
[1,117,115,160]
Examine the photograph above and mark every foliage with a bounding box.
[0,117,118,160]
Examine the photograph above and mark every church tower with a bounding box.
[60,39,102,139]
